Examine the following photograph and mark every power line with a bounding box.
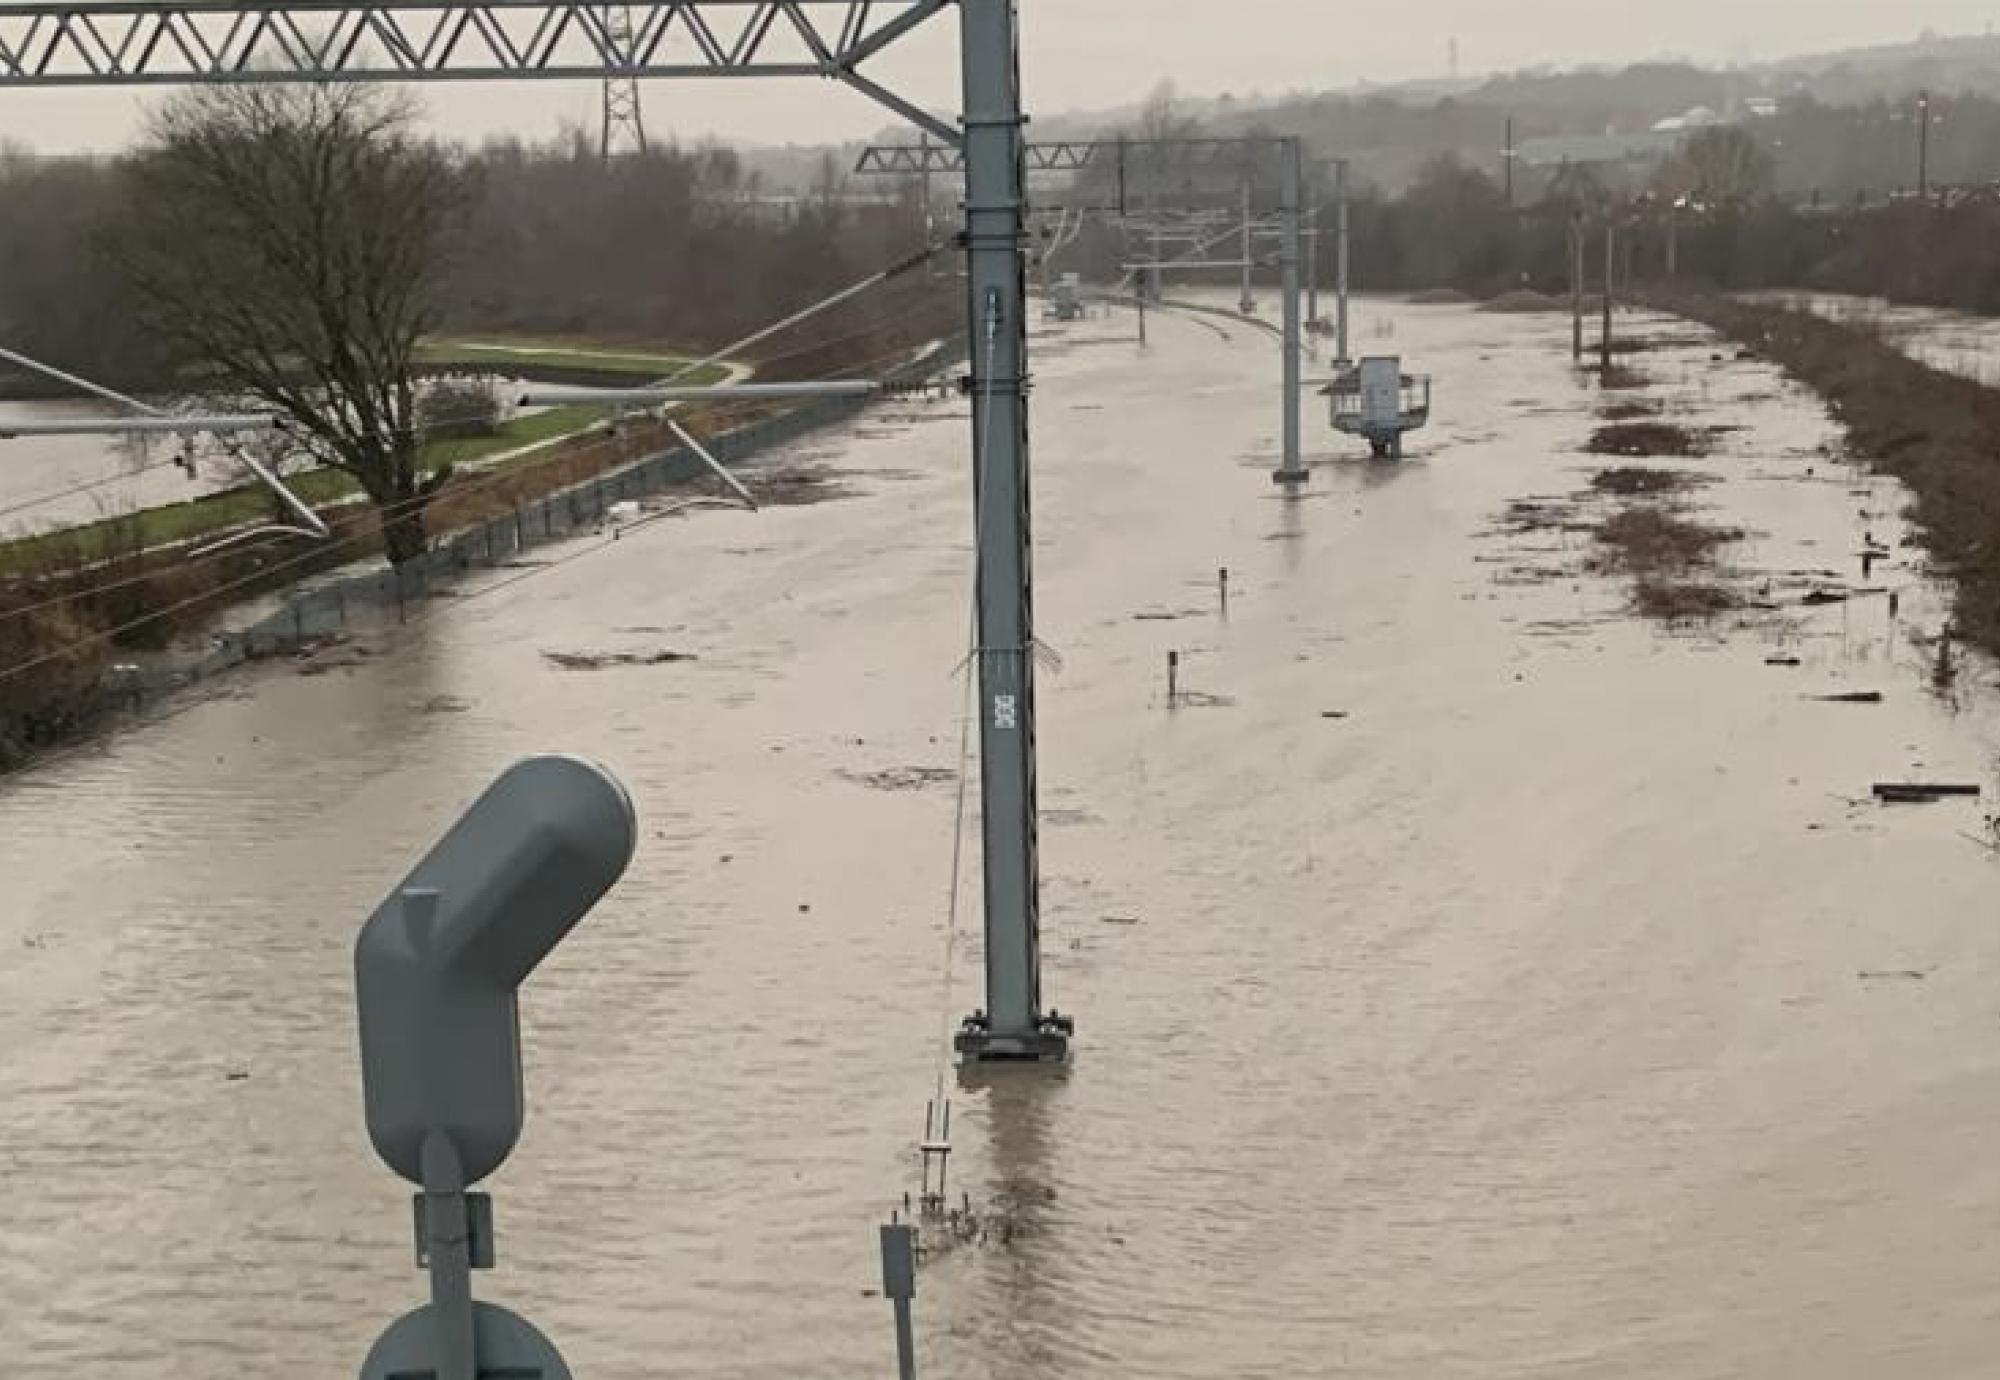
[0,330,953,650]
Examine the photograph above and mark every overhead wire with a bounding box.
[0,392,643,628]
[0,275,953,531]
[928,287,1002,1107]
[0,328,965,677]
[0,242,965,677]
[0,389,565,528]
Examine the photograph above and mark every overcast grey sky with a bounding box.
[3,0,1995,152]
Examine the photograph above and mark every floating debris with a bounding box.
[1810,691,1884,704]
[1858,969,1930,982]
[1598,400,1659,422]
[1764,654,1803,667]
[420,694,472,714]
[1874,782,1982,804]
[839,767,958,792]
[1801,589,1849,607]
[747,466,856,508]
[542,649,697,671]
[917,1182,1057,1263]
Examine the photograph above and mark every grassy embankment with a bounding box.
[0,339,721,570]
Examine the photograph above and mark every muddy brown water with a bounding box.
[0,400,236,534]
[1742,288,2000,388]
[7,299,2000,1379]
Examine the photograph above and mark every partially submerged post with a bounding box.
[952,0,1071,1068]
[880,1223,919,1380]
[1305,189,1320,326]
[1271,137,1306,485]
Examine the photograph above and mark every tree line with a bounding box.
[0,87,941,565]
[0,104,932,399]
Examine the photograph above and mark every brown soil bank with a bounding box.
[1657,292,2000,655]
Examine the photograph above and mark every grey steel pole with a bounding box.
[920,130,935,278]
[1306,188,1321,325]
[1918,90,1931,201]
[1335,159,1351,365]
[1149,152,1162,305]
[419,1123,478,1380]
[1570,213,1584,362]
[880,1225,918,1380]
[1239,175,1254,314]
[954,0,1065,1065]
[1600,219,1615,377]
[1272,137,1305,484]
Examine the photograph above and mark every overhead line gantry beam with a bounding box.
[0,0,960,140]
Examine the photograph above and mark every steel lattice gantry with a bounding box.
[1,0,1071,1065]
[0,0,962,139]
[862,134,1323,483]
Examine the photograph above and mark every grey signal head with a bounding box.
[355,755,636,1187]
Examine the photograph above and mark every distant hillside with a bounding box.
[741,31,2000,198]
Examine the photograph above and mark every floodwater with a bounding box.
[0,399,232,534]
[0,381,560,535]
[7,296,2000,1379]
[1744,288,2000,386]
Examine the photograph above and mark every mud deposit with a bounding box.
[1590,466,1707,496]
[6,298,2000,1380]
[1587,420,1719,458]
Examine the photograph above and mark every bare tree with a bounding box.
[1655,125,1775,212]
[109,83,465,566]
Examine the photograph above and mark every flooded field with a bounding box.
[0,399,235,533]
[1744,288,2000,386]
[7,296,2000,1379]
[0,380,562,535]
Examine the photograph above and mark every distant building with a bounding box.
[1651,105,1722,133]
